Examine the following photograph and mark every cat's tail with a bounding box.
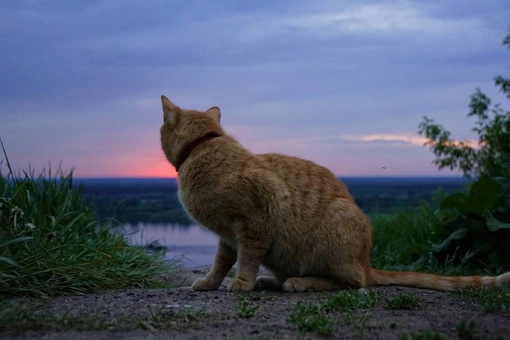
[367,268,510,292]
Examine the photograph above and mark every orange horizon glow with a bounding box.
[136,165,178,178]
[68,162,179,179]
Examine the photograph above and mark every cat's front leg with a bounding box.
[192,239,236,291]
[228,235,269,293]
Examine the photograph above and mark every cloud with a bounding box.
[276,2,467,35]
[341,133,480,149]
[342,133,428,146]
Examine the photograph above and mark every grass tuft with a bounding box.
[287,302,334,337]
[236,294,260,319]
[321,289,378,312]
[456,285,510,314]
[287,290,378,337]
[402,330,446,340]
[456,320,486,340]
[385,292,421,310]
[0,169,169,297]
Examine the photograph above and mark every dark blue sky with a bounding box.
[1,1,509,177]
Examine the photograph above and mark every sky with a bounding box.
[1,1,509,178]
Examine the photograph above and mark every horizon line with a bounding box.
[73,174,467,179]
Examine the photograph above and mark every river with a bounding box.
[122,223,218,267]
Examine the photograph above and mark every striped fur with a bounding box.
[368,269,510,292]
[160,96,510,293]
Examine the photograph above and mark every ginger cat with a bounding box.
[160,96,510,293]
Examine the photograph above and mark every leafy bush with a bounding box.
[418,27,510,271]
[431,176,510,269]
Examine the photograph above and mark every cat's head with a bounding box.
[160,95,224,169]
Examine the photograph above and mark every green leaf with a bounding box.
[0,236,33,248]
[486,213,510,232]
[439,177,501,216]
[432,228,466,253]
[466,176,500,214]
[0,256,19,267]
[439,192,468,211]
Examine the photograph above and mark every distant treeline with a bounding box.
[343,177,467,215]
[78,178,192,225]
[76,177,467,225]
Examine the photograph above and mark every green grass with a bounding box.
[0,168,170,297]
[456,320,486,340]
[456,285,510,314]
[370,205,508,277]
[236,294,260,319]
[0,298,111,332]
[324,290,376,337]
[321,289,378,312]
[287,290,379,337]
[144,304,205,330]
[287,302,335,337]
[385,292,421,310]
[344,310,370,337]
[402,330,446,340]
[370,206,444,272]
[0,298,206,333]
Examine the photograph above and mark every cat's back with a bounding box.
[257,153,355,207]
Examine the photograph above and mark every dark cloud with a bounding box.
[1,1,509,176]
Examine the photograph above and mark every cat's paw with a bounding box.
[192,277,221,291]
[228,277,255,292]
[255,276,282,291]
[283,277,340,292]
[283,277,309,292]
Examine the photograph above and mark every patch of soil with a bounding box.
[3,265,509,339]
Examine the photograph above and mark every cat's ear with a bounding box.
[161,95,178,124]
[206,106,221,122]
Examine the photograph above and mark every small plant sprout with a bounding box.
[236,295,259,319]
[287,302,334,337]
[456,320,485,340]
[385,292,421,310]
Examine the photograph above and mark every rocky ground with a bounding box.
[3,265,509,339]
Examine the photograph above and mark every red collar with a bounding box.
[175,132,221,172]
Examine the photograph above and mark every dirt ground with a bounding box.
[3,265,510,339]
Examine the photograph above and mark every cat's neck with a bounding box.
[175,132,221,172]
